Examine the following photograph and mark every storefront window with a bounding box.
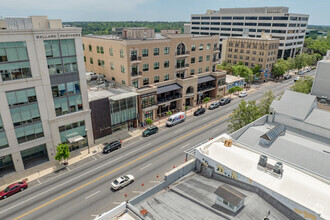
[110,96,137,126]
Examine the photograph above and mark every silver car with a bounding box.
[111,175,135,190]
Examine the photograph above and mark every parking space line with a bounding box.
[138,137,143,140]
[180,143,191,149]
[140,163,152,171]
[150,180,161,183]
[84,191,100,199]
[37,179,41,184]
[203,117,209,120]
[174,129,183,133]
[92,155,97,161]
[66,167,70,172]
[96,154,103,159]
[113,202,122,205]
[132,191,143,194]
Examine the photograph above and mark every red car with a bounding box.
[0,180,28,199]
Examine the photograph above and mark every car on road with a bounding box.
[166,112,185,127]
[284,75,292,80]
[0,180,28,199]
[209,102,220,110]
[194,108,206,116]
[142,126,159,137]
[103,141,121,154]
[294,76,300,82]
[111,175,135,190]
[239,92,248,98]
[219,98,231,106]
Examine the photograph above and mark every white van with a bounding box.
[166,112,185,127]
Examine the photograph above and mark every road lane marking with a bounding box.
[174,129,183,133]
[203,117,209,120]
[180,143,191,149]
[212,128,219,133]
[13,114,231,220]
[84,191,100,200]
[150,181,161,183]
[140,163,152,171]
[132,191,143,194]
[113,202,122,205]
[66,167,71,172]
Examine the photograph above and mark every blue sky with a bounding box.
[1,0,329,25]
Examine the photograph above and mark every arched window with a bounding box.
[186,86,194,94]
[177,43,186,55]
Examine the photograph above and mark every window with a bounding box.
[132,80,138,88]
[164,60,169,68]
[97,46,100,53]
[100,46,104,54]
[143,78,149,85]
[205,66,209,72]
[120,50,124,58]
[82,44,85,50]
[90,58,93,64]
[191,44,196,51]
[154,62,159,70]
[59,121,86,144]
[206,43,211,50]
[190,69,195,75]
[98,59,101,66]
[121,65,125,73]
[110,62,114,70]
[84,56,86,62]
[143,64,149,71]
[154,76,159,83]
[198,67,202,74]
[191,57,195,63]
[0,41,32,81]
[89,45,92,51]
[122,80,125,85]
[164,47,170,55]
[164,74,169,81]
[101,60,105,67]
[206,55,210,61]
[142,49,148,57]
[199,44,204,50]
[154,48,159,56]
[199,56,203,62]
[109,48,113,56]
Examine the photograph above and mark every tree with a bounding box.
[258,90,276,115]
[54,143,70,165]
[203,97,210,107]
[228,87,236,98]
[145,118,153,127]
[251,65,261,75]
[272,59,288,79]
[232,65,253,86]
[228,99,261,132]
[290,76,314,94]
[166,110,173,116]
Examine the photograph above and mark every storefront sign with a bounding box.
[35,33,81,40]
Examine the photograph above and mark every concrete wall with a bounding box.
[95,202,127,220]
[230,115,268,139]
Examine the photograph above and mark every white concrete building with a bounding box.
[311,50,330,99]
[188,7,309,59]
[0,16,94,176]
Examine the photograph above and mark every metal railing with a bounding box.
[175,51,190,56]
[157,94,182,104]
[131,71,142,77]
[130,56,142,61]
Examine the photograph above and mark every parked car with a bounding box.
[294,77,300,82]
[142,126,159,137]
[284,75,292,80]
[209,102,220,110]
[111,175,135,190]
[103,141,121,154]
[166,112,185,127]
[194,108,206,116]
[239,92,248,98]
[0,180,28,199]
[219,98,231,106]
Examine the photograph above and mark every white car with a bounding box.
[239,92,247,98]
[294,77,300,82]
[111,175,135,190]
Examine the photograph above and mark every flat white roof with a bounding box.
[197,134,330,219]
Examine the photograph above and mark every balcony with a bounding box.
[175,63,189,69]
[213,47,220,53]
[198,85,215,92]
[175,51,190,57]
[157,93,182,104]
[130,56,142,63]
[212,58,220,63]
[131,71,142,77]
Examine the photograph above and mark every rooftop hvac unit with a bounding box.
[274,162,283,174]
[258,155,268,167]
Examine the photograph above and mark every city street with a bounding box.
[0,71,315,220]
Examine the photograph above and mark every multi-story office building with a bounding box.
[0,16,93,176]
[221,33,280,77]
[188,7,309,59]
[83,28,226,123]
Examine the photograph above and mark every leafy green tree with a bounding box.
[232,65,253,87]
[54,143,70,165]
[166,110,173,116]
[251,65,261,75]
[228,87,236,98]
[203,97,210,107]
[272,59,288,78]
[290,76,314,94]
[228,99,261,132]
[145,118,153,126]
[258,90,276,115]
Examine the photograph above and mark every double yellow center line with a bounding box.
[15,114,230,220]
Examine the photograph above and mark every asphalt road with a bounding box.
[0,70,315,220]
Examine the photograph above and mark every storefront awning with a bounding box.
[67,135,85,143]
[198,75,216,84]
[157,83,182,94]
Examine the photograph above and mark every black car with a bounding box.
[284,75,292,80]
[219,98,231,106]
[103,141,121,154]
[194,108,206,116]
[209,102,220,110]
[142,126,159,137]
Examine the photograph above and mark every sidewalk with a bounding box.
[0,88,255,190]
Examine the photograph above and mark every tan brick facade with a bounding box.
[83,32,226,123]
